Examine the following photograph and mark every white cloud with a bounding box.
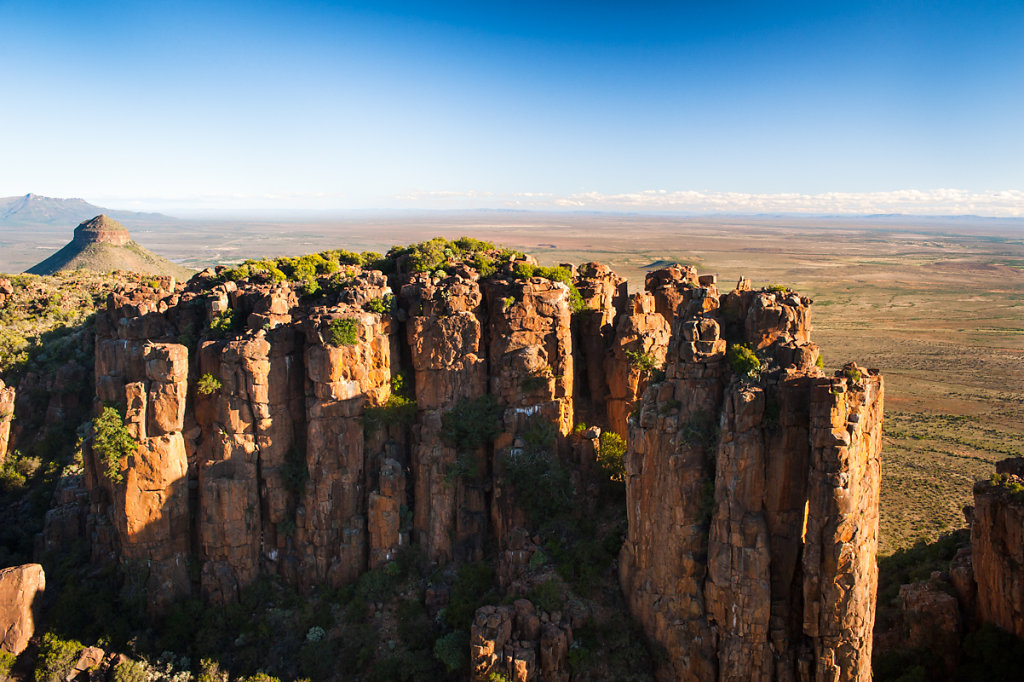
[398,188,1024,217]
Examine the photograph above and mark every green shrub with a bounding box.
[328,318,359,346]
[300,278,322,298]
[845,367,862,382]
[365,295,395,314]
[240,674,282,682]
[444,451,481,483]
[597,431,627,482]
[512,262,536,279]
[364,373,418,433]
[196,658,227,682]
[534,266,572,284]
[112,659,149,682]
[501,296,515,309]
[92,406,138,484]
[434,631,469,673]
[0,449,41,492]
[444,562,497,631]
[624,349,660,372]
[988,473,1024,502]
[453,237,497,253]
[503,419,573,525]
[473,254,497,278]
[766,284,789,294]
[197,373,222,396]
[35,632,83,682]
[816,353,825,369]
[727,343,760,379]
[222,265,250,282]
[679,410,719,450]
[520,368,552,392]
[208,309,238,336]
[441,395,503,452]
[0,651,16,680]
[528,578,565,612]
[567,284,586,314]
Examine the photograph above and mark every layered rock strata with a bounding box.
[60,252,883,678]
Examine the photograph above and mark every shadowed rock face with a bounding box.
[58,255,882,680]
[72,214,131,246]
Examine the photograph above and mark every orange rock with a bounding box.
[0,564,45,655]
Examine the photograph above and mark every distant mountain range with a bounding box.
[0,194,173,226]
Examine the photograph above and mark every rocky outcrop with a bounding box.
[897,579,962,673]
[56,247,883,678]
[0,379,13,464]
[90,335,191,612]
[619,278,883,682]
[71,214,132,247]
[470,599,572,682]
[0,563,45,655]
[969,458,1024,639]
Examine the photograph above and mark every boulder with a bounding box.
[0,563,45,655]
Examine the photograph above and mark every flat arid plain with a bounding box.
[4,211,1023,555]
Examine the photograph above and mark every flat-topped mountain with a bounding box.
[0,193,171,226]
[25,214,192,278]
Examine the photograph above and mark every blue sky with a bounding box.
[1,1,1022,215]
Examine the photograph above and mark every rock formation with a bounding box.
[880,456,1024,678]
[619,278,884,682]
[0,379,13,464]
[968,457,1024,639]
[0,563,46,655]
[26,214,192,278]
[33,244,884,678]
[470,599,573,682]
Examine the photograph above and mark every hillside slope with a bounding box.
[25,215,192,279]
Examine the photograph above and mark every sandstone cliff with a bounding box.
[20,241,885,680]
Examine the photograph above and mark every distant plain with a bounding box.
[3,211,1023,555]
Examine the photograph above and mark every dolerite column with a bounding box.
[301,306,392,589]
[804,366,883,681]
[403,272,489,563]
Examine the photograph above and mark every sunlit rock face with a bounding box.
[70,254,881,679]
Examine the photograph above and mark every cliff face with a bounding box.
[61,249,882,679]
[618,280,883,682]
[969,458,1024,639]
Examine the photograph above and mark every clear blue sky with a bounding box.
[1,1,1022,215]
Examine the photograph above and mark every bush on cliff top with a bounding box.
[385,236,519,275]
[510,263,586,313]
[92,405,137,484]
